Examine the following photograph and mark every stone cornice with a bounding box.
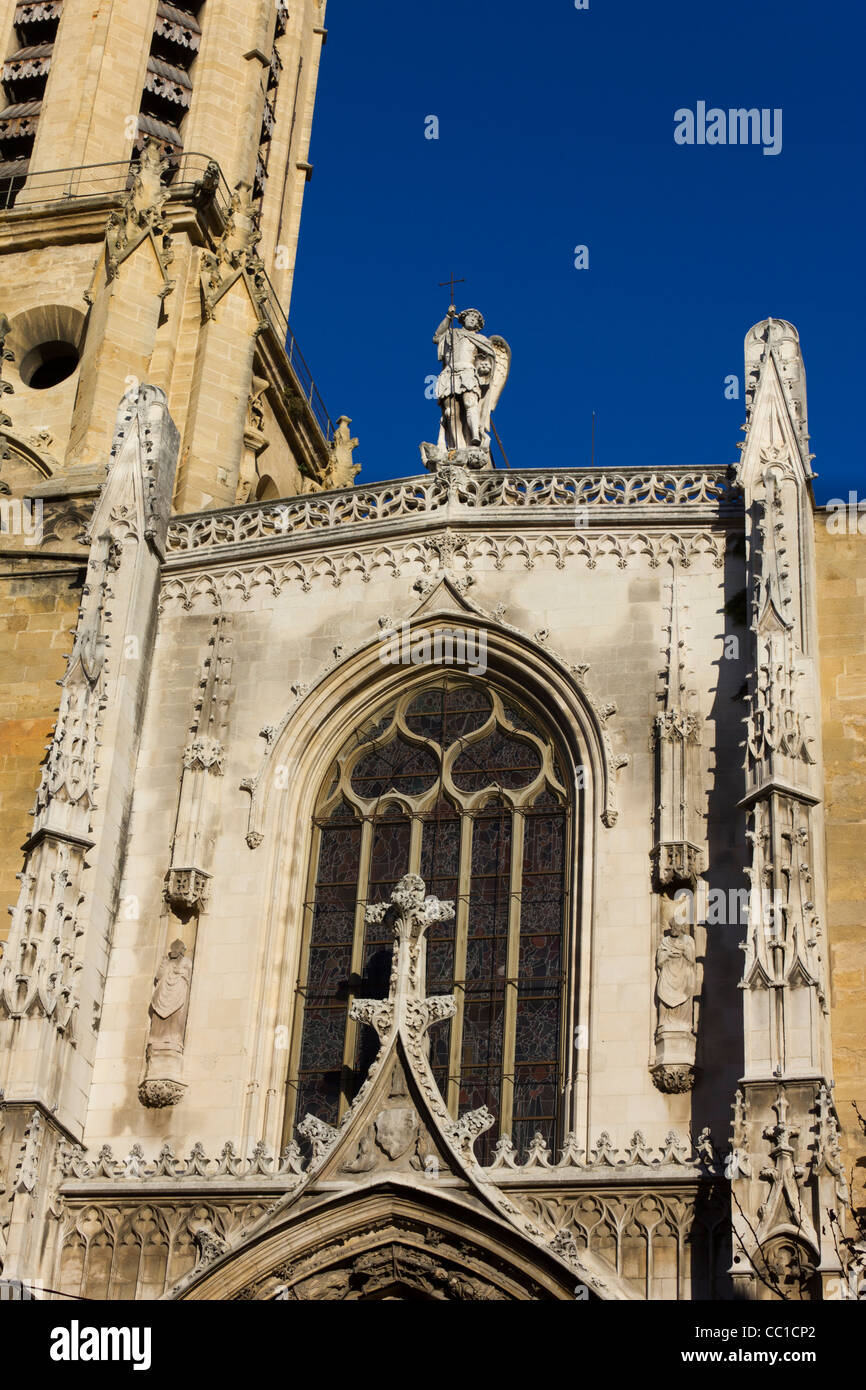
[159,528,730,612]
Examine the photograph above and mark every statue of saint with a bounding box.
[432,306,510,455]
[146,939,192,1060]
[655,919,697,1029]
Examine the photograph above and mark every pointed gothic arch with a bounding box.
[238,598,618,1153]
[289,679,572,1160]
[175,1182,587,1301]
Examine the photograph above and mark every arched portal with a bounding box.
[176,1185,587,1301]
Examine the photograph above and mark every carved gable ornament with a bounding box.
[104,139,174,291]
[199,180,268,325]
[165,875,634,1302]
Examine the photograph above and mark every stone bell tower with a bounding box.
[0,0,340,511]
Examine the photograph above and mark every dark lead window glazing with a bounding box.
[288,681,570,1164]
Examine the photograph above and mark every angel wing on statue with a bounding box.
[478,332,511,452]
[432,306,511,459]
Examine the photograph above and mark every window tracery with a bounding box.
[287,680,571,1162]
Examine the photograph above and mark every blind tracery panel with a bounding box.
[288,681,570,1162]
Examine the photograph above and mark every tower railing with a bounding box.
[0,149,231,211]
[0,151,334,441]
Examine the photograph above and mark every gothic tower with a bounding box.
[0,0,333,511]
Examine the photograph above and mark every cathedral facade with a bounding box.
[0,0,863,1302]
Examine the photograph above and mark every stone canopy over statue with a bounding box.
[421,305,510,471]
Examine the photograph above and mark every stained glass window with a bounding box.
[287,680,570,1164]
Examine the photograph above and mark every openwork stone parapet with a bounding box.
[165,466,739,556]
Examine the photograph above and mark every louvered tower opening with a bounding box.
[0,1,64,207]
[131,0,205,176]
[253,0,288,202]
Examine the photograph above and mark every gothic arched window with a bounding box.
[286,680,571,1162]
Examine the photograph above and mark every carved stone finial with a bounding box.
[727,1087,752,1178]
[200,179,265,319]
[14,1109,43,1194]
[451,1106,495,1161]
[105,139,173,281]
[350,875,456,1052]
[320,416,360,490]
[298,1113,339,1163]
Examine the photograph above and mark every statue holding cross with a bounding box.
[421,278,511,470]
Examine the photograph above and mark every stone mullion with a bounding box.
[445,811,473,1117]
[407,814,427,1012]
[283,819,323,1132]
[500,808,525,1142]
[338,817,374,1122]
[408,814,423,875]
[559,802,576,1134]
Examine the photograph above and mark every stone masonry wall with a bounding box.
[0,564,83,944]
[816,519,866,1220]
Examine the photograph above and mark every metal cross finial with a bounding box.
[438,271,465,306]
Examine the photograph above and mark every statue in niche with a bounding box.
[423,306,510,467]
[147,939,192,1055]
[140,940,192,1108]
[655,916,697,1030]
[139,939,192,1107]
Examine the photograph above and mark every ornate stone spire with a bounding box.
[730,319,839,1299]
[652,555,703,889]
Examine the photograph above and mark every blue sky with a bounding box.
[289,0,864,504]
